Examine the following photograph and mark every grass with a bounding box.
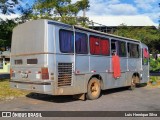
[150,76,160,83]
[0,79,30,101]
[147,76,160,88]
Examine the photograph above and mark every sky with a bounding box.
[1,0,160,25]
[71,0,160,25]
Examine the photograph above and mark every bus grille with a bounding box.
[58,63,73,87]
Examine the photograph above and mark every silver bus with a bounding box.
[10,19,149,100]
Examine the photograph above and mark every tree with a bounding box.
[0,0,35,51]
[33,0,90,25]
[114,25,160,53]
[0,19,17,50]
[76,0,89,17]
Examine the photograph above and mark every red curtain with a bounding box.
[90,36,110,55]
[100,39,110,55]
[90,36,100,55]
[143,48,149,58]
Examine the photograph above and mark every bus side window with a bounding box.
[90,36,110,56]
[111,40,116,55]
[59,29,74,53]
[127,43,131,57]
[111,40,126,57]
[128,43,140,58]
[90,36,101,55]
[0,58,3,69]
[75,32,88,54]
[100,38,110,55]
[142,48,149,65]
[119,41,126,57]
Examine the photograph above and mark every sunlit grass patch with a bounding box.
[0,79,30,101]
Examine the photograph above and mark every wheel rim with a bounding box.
[90,82,99,97]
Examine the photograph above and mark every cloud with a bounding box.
[104,0,120,4]
[134,0,159,23]
[86,0,138,16]
[134,0,158,11]
[107,4,137,15]
[0,14,20,20]
[142,12,160,24]
[76,0,159,24]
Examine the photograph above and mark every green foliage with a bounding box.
[0,0,90,48]
[33,0,90,25]
[150,76,157,85]
[114,25,160,53]
[0,19,17,50]
[150,57,160,72]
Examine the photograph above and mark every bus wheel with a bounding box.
[130,76,139,90]
[86,78,101,100]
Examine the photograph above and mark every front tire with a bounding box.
[86,78,101,100]
[130,76,140,90]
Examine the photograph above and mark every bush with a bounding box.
[150,57,160,72]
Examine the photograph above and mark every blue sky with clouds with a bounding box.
[1,0,159,25]
[72,0,160,24]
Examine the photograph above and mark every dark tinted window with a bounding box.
[59,29,74,53]
[128,43,140,58]
[27,59,38,64]
[111,40,126,57]
[119,41,126,57]
[75,32,88,54]
[15,59,23,65]
[0,58,3,69]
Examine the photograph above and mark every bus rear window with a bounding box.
[27,59,38,64]
[59,29,74,53]
[15,59,23,65]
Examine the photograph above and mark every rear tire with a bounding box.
[86,78,101,100]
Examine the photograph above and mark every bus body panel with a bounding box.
[10,19,149,96]
[89,56,111,72]
[11,20,47,55]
